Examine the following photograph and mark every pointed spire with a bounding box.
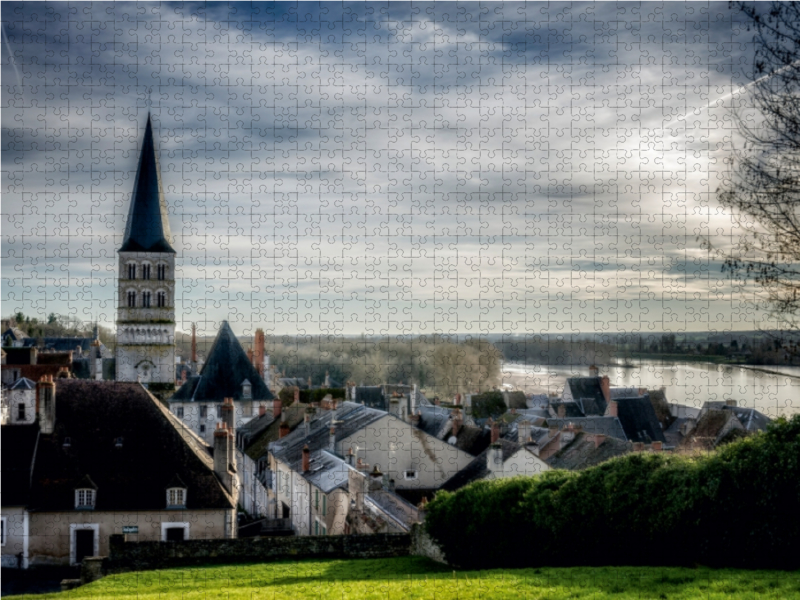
[119,114,175,253]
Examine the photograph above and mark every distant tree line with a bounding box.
[3,312,116,348]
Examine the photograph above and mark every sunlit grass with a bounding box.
[8,557,800,599]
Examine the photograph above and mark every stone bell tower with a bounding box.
[116,114,176,385]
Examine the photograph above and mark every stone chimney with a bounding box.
[410,410,421,427]
[606,400,618,417]
[368,465,383,492]
[349,467,368,513]
[518,419,532,444]
[600,376,611,404]
[589,364,599,377]
[329,426,336,453]
[279,420,290,439]
[347,447,355,466]
[213,423,234,493]
[38,375,56,434]
[221,397,235,458]
[254,329,265,378]
[388,396,401,418]
[487,442,503,475]
[490,419,500,444]
[302,444,311,472]
[294,388,300,405]
[557,404,566,418]
[324,371,330,388]
[273,398,282,420]
[593,433,606,448]
[410,384,418,416]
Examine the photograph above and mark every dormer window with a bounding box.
[166,487,187,509]
[75,489,96,510]
[242,379,252,399]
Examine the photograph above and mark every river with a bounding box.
[501,360,800,418]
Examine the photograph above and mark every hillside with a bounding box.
[7,557,800,599]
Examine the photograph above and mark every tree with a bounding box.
[718,2,800,327]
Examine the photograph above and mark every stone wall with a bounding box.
[106,533,411,573]
[410,523,446,564]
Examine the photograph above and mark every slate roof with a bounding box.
[28,379,234,511]
[1,423,39,506]
[546,432,631,471]
[171,321,273,403]
[10,377,36,390]
[119,115,175,253]
[353,386,385,409]
[236,410,277,452]
[614,395,667,443]
[450,424,491,456]
[3,327,29,342]
[544,416,627,441]
[440,439,523,492]
[549,400,585,419]
[527,394,550,409]
[723,405,771,432]
[564,377,608,414]
[365,489,420,531]
[269,401,386,466]
[243,405,309,461]
[290,449,350,494]
[417,404,451,437]
[42,337,111,357]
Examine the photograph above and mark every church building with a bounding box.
[116,115,176,384]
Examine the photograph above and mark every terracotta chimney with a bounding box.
[247,348,254,364]
[452,410,462,437]
[302,444,311,473]
[593,433,606,449]
[606,400,618,418]
[273,398,282,420]
[347,447,355,466]
[279,420,290,438]
[38,375,56,434]
[259,405,266,416]
[600,376,611,404]
[490,419,500,444]
[191,323,197,364]
[518,419,532,444]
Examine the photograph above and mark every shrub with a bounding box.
[425,416,800,570]
[470,391,507,419]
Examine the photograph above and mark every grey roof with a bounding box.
[549,400,585,419]
[547,432,631,471]
[10,377,36,390]
[3,327,29,342]
[417,404,451,437]
[171,321,273,402]
[723,405,771,432]
[119,115,175,253]
[277,378,309,389]
[545,416,627,441]
[353,386,385,409]
[42,337,111,356]
[441,439,523,492]
[565,377,608,414]
[365,489,420,531]
[270,401,386,466]
[527,394,550,409]
[615,395,666,443]
[610,387,640,399]
[290,450,350,493]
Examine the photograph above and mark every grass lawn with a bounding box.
[7,557,800,600]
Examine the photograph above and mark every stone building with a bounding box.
[170,321,274,445]
[115,115,176,385]
[0,378,236,568]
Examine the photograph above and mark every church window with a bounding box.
[142,292,151,308]
[157,291,166,307]
[142,264,151,280]
[128,264,136,279]
[75,489,96,509]
[157,264,166,280]
[127,291,136,307]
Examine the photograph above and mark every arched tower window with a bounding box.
[142,292,151,308]
[128,263,136,280]
[142,264,151,280]
[157,264,166,280]
[127,291,136,307]
[157,291,166,307]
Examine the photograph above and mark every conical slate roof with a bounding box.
[171,321,273,402]
[119,114,175,253]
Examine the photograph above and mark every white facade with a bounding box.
[4,384,36,425]
[171,400,266,445]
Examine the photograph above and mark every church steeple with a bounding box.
[120,114,175,253]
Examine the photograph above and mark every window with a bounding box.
[315,489,319,511]
[142,292,151,308]
[17,403,25,421]
[157,291,166,307]
[166,488,187,509]
[1,517,6,546]
[314,520,319,536]
[403,470,418,481]
[321,524,327,536]
[75,489,96,509]
[127,291,136,307]
[157,264,166,280]
[128,264,136,279]
[199,405,207,419]
[199,424,206,434]
[176,407,184,418]
[142,264,151,280]
[322,494,327,516]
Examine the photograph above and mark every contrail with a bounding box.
[1,22,23,98]
[669,59,800,126]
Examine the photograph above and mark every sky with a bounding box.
[0,1,770,338]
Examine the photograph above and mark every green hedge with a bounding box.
[299,388,346,404]
[425,416,800,570]
[470,391,507,419]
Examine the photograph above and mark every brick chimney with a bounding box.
[279,420,290,439]
[302,444,311,473]
[600,376,611,404]
[490,419,500,444]
[606,400,618,417]
[589,364,599,377]
[247,348,254,364]
[273,398,282,420]
[593,433,606,449]
[347,447,355,466]
[213,423,234,493]
[633,441,645,452]
[38,375,56,434]
[518,419,532,444]
[259,404,266,416]
[651,441,663,452]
